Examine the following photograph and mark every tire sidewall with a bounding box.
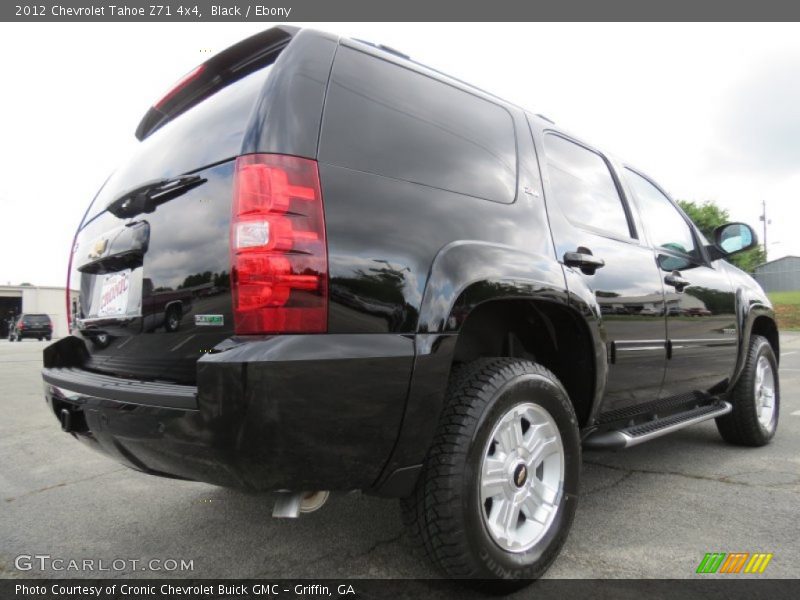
[463,372,580,579]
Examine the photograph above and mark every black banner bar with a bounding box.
[3,0,800,22]
[3,579,800,600]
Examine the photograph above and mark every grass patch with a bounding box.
[768,290,800,306]
[769,291,800,330]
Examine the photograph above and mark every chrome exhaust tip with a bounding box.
[299,490,329,513]
[272,490,329,518]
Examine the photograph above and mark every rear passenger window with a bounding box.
[320,47,517,204]
[544,135,632,239]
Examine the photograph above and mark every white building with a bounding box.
[1,285,79,339]
[754,255,800,293]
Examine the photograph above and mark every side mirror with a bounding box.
[708,222,758,260]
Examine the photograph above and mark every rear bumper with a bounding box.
[42,334,414,492]
[43,367,197,409]
[18,329,51,338]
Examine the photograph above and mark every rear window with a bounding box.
[320,47,517,203]
[82,65,274,225]
[24,314,51,325]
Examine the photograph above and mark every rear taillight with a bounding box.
[230,154,328,334]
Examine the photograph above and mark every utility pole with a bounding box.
[759,200,770,262]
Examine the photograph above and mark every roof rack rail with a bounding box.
[353,39,410,60]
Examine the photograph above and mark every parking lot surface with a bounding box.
[1,335,799,586]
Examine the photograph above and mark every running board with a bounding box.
[583,401,732,450]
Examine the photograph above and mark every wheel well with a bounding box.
[452,299,595,427]
[751,316,779,362]
[165,302,183,315]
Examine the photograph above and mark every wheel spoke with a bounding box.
[497,416,524,454]
[521,489,554,524]
[540,480,560,505]
[481,456,507,500]
[530,477,559,505]
[497,497,520,535]
[526,434,559,469]
[522,422,545,453]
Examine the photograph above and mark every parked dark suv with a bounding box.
[43,27,780,588]
[11,314,52,341]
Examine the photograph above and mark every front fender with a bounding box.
[729,286,778,390]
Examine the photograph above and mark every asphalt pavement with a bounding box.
[1,335,798,588]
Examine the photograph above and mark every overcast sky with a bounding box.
[1,22,799,287]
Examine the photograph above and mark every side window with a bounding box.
[320,47,517,204]
[623,169,698,258]
[543,134,632,239]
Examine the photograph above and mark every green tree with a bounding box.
[677,199,766,273]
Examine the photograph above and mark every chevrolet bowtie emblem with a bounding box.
[89,238,108,259]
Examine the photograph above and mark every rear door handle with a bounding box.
[664,271,690,292]
[563,247,605,275]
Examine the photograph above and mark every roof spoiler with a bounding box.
[134,26,298,141]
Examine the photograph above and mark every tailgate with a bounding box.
[72,160,236,384]
[70,59,278,384]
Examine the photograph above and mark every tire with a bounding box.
[45,336,52,341]
[164,306,181,332]
[716,335,779,446]
[17,336,22,342]
[402,358,580,590]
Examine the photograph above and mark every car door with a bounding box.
[622,168,738,398]
[536,131,668,414]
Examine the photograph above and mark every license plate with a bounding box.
[97,270,131,317]
[195,314,224,326]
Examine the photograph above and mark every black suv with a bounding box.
[11,314,52,341]
[43,28,780,587]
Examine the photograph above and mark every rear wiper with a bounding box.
[106,175,206,218]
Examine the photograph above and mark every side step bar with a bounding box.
[583,401,732,450]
